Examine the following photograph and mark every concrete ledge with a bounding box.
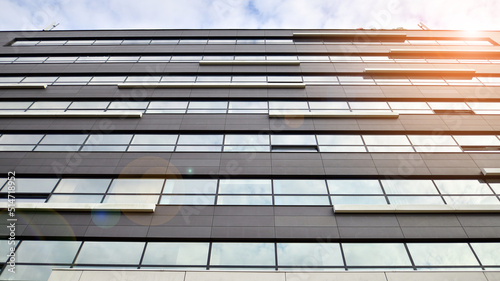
[481,168,500,176]
[334,204,500,213]
[0,83,47,89]
[199,60,300,65]
[0,202,156,212]
[0,112,143,118]
[118,83,306,89]
[48,269,500,281]
[269,111,399,118]
[364,68,476,76]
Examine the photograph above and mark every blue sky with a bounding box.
[0,0,499,31]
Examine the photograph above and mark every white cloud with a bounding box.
[0,0,499,31]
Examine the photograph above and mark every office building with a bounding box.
[0,28,499,281]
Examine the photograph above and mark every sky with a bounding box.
[0,0,499,31]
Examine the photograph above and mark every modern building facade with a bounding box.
[0,28,499,281]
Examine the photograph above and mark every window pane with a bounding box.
[271,135,316,145]
[229,101,268,110]
[219,179,271,194]
[224,135,269,145]
[328,180,383,194]
[55,178,108,194]
[350,102,390,110]
[408,243,479,266]
[85,134,133,145]
[177,135,223,145]
[317,135,363,146]
[163,179,217,194]
[160,195,215,205]
[48,194,103,203]
[0,134,44,144]
[309,102,348,110]
[22,77,59,83]
[343,243,411,266]
[388,196,444,205]
[274,180,327,194]
[381,180,438,194]
[434,180,493,194]
[269,101,308,110]
[274,196,330,205]
[471,243,500,266]
[331,196,386,205]
[188,101,228,109]
[108,179,164,194]
[17,240,81,263]
[131,135,178,145]
[217,195,272,205]
[443,196,499,205]
[69,101,110,110]
[453,135,500,146]
[142,242,209,266]
[408,135,457,146]
[39,134,88,145]
[210,243,275,266]
[1,178,58,193]
[103,195,159,204]
[108,102,149,109]
[0,102,32,110]
[363,135,410,145]
[277,243,343,266]
[428,102,470,110]
[76,242,145,265]
[148,101,188,109]
[0,265,61,281]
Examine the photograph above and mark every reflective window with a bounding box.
[443,196,499,205]
[160,195,215,205]
[271,135,317,145]
[108,101,149,109]
[148,101,188,109]
[408,243,479,266]
[85,134,133,145]
[434,180,493,194]
[210,243,275,266]
[224,135,269,145]
[381,180,439,194]
[388,196,444,205]
[177,135,223,145]
[219,180,272,194]
[217,195,272,205]
[0,101,32,109]
[274,180,327,194]
[103,195,159,204]
[408,135,457,146]
[53,180,109,194]
[363,135,410,145]
[48,194,103,203]
[17,240,81,263]
[317,135,364,145]
[163,179,217,194]
[350,102,390,110]
[131,135,178,145]
[0,265,59,281]
[76,242,145,265]
[309,102,348,110]
[269,101,308,110]
[188,101,228,109]
[39,134,88,145]
[343,243,412,267]
[328,180,383,194]
[453,135,500,146]
[277,243,343,267]
[331,196,387,205]
[0,134,44,144]
[1,178,58,193]
[69,101,110,110]
[471,243,500,266]
[108,179,164,194]
[275,196,330,205]
[142,242,209,265]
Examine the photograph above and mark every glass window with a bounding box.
[408,243,479,266]
[177,135,223,145]
[470,243,500,266]
[237,39,265,44]
[224,146,270,152]
[467,102,500,110]
[271,135,316,146]
[127,146,175,152]
[277,243,343,267]
[217,195,272,205]
[17,240,81,263]
[0,265,61,281]
[328,180,383,194]
[389,102,430,110]
[267,55,298,61]
[343,243,411,267]
[39,134,88,145]
[219,179,272,194]
[14,57,47,63]
[103,195,159,204]
[139,56,171,62]
[121,40,151,45]
[48,194,103,203]
[0,134,44,144]
[224,135,269,145]
[107,56,140,62]
[267,76,303,83]
[274,196,330,205]
[76,242,145,265]
[148,101,188,109]
[142,242,209,266]
[69,101,110,110]
[22,76,59,83]
[76,56,108,63]
[1,178,58,193]
[85,134,133,145]
[0,145,36,151]
[269,101,308,110]
[0,102,32,110]
[229,101,268,110]
[29,101,70,109]
[363,135,410,146]
[54,179,111,193]
[175,146,221,152]
[428,102,470,110]
[12,41,40,46]
[188,101,228,109]
[125,76,161,83]
[338,76,376,85]
[170,56,203,61]
[331,196,387,205]
[196,76,231,82]
[319,146,367,152]
[317,135,364,145]
[150,39,178,44]
[453,135,500,146]
[381,180,438,194]
[93,40,123,45]
[210,243,275,266]
[434,180,493,194]
[234,56,266,61]
[0,77,24,83]
[81,146,127,152]
[367,146,414,152]
[408,135,457,146]
[443,196,499,205]
[309,102,348,110]
[232,76,267,82]
[88,77,126,84]
[55,76,92,84]
[131,135,178,145]
[163,179,217,194]
[388,196,444,205]
[65,40,95,45]
[349,102,390,110]
[108,179,164,194]
[298,56,330,61]
[160,195,215,205]
[274,180,327,194]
